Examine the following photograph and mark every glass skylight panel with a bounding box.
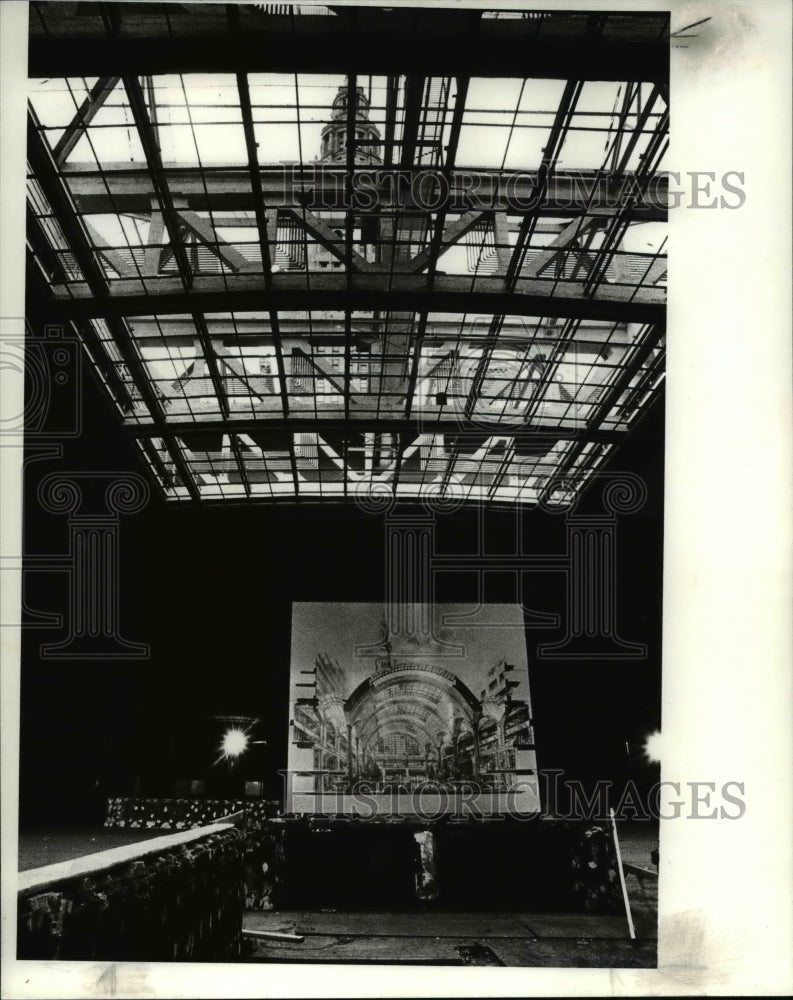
[27,8,667,509]
[140,74,246,167]
[29,77,96,135]
[82,213,150,248]
[31,78,148,167]
[132,425,618,507]
[78,211,168,287]
[248,73,346,166]
[457,78,567,170]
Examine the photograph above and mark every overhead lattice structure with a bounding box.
[26,3,668,506]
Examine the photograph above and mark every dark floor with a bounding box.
[242,820,658,966]
[242,910,657,966]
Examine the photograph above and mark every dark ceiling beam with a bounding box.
[29,34,669,83]
[487,440,519,501]
[587,321,666,435]
[62,167,669,220]
[229,433,251,499]
[236,70,274,286]
[233,67,289,419]
[83,219,139,278]
[406,209,484,275]
[536,321,666,506]
[176,209,254,273]
[159,433,201,501]
[52,75,119,165]
[283,206,374,272]
[382,75,399,170]
[519,318,583,427]
[50,273,665,324]
[137,436,173,489]
[421,76,469,285]
[124,313,623,340]
[405,76,471,464]
[122,75,192,290]
[613,85,662,178]
[402,310,429,426]
[463,78,585,419]
[583,122,667,295]
[520,216,605,279]
[291,349,347,399]
[125,417,628,444]
[25,256,136,412]
[122,75,235,424]
[26,207,69,285]
[399,76,425,170]
[343,73,358,421]
[27,109,200,500]
[193,314,230,421]
[27,115,107,298]
[506,79,585,292]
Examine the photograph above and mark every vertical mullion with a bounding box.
[464,77,586,421]
[289,435,300,501]
[399,75,424,169]
[424,77,468,286]
[237,70,274,288]
[162,431,200,502]
[269,310,290,419]
[193,312,229,419]
[521,317,581,426]
[613,85,660,178]
[344,308,352,420]
[344,73,357,275]
[122,74,192,291]
[137,434,171,487]
[506,79,584,292]
[487,441,518,501]
[404,310,428,421]
[382,75,398,170]
[344,76,357,428]
[230,433,251,498]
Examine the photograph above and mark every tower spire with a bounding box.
[319,84,382,165]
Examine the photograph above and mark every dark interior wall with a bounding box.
[18,346,663,827]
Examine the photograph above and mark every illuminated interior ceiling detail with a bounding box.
[27,4,668,507]
[345,665,481,755]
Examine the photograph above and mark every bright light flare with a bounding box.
[643,729,664,764]
[221,727,249,759]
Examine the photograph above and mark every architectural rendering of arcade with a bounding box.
[292,652,534,796]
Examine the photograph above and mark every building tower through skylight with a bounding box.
[320,85,382,165]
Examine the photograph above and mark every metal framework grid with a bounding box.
[26,3,668,507]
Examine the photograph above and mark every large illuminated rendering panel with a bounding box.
[286,604,539,817]
[26,5,668,508]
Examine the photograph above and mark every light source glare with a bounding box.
[643,729,664,764]
[221,727,249,759]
